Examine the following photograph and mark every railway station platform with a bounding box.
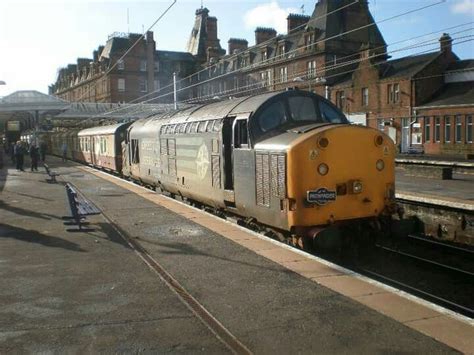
[1,156,473,353]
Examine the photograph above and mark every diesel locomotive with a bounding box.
[50,90,396,246]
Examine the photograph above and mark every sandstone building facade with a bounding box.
[50,0,473,157]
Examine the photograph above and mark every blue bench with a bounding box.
[64,183,101,231]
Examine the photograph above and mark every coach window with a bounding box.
[206,120,214,132]
[131,139,140,163]
[455,115,462,143]
[467,115,473,143]
[234,119,249,148]
[213,119,223,132]
[198,121,207,133]
[435,117,441,142]
[445,116,451,143]
[424,117,431,143]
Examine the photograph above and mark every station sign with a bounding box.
[6,121,20,131]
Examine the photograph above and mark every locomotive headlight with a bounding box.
[352,180,363,194]
[375,135,384,146]
[376,159,385,171]
[318,137,329,148]
[318,163,329,176]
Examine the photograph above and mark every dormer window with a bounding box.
[117,59,125,70]
[304,33,315,50]
[262,49,268,61]
[278,44,286,57]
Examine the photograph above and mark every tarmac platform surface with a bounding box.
[1,156,472,353]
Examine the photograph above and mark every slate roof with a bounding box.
[156,50,195,62]
[447,59,474,71]
[417,82,474,108]
[305,0,385,47]
[378,52,440,79]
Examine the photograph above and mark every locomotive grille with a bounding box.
[256,152,270,207]
[160,139,167,155]
[212,155,221,188]
[271,154,286,199]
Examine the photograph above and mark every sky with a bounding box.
[0,0,473,97]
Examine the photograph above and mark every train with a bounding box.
[49,90,396,247]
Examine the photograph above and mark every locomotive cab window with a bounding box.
[319,100,345,123]
[258,101,288,132]
[288,96,317,122]
[234,119,249,148]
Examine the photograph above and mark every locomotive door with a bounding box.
[222,117,235,190]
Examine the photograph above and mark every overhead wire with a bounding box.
[98,31,473,123]
[75,0,449,123]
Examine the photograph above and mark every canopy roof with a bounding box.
[0,90,69,112]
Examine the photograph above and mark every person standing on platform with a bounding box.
[39,141,47,162]
[10,142,16,164]
[29,144,40,172]
[61,142,67,162]
[14,141,25,171]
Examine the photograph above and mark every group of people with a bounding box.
[8,141,47,172]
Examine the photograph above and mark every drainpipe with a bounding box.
[173,72,178,110]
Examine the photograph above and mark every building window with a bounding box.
[154,79,160,92]
[445,116,451,143]
[304,33,315,50]
[279,67,287,83]
[266,69,272,86]
[260,71,267,86]
[117,59,124,70]
[424,117,431,143]
[435,116,441,142]
[154,61,159,72]
[362,87,369,107]
[139,78,148,92]
[387,83,400,104]
[336,91,345,110]
[278,44,286,57]
[262,49,268,61]
[467,115,473,143]
[377,119,385,131]
[307,60,317,78]
[140,60,147,72]
[118,78,125,92]
[455,115,462,143]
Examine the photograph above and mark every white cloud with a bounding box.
[451,0,474,14]
[244,1,300,34]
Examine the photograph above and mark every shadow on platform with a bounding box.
[136,237,290,273]
[0,223,86,252]
[0,200,62,221]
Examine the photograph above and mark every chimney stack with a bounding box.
[286,13,310,33]
[228,38,248,55]
[439,33,452,55]
[255,27,277,45]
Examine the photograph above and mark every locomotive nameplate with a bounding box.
[307,188,336,205]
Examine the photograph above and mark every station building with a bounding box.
[49,0,473,157]
[49,31,196,104]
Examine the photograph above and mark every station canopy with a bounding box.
[0,90,70,128]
